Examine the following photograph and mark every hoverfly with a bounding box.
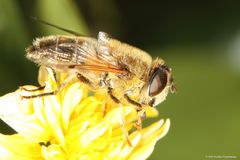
[23,20,175,146]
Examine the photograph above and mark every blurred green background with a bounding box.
[0,0,240,159]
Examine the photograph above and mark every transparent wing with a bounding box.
[30,35,126,74]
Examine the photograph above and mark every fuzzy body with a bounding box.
[26,32,172,107]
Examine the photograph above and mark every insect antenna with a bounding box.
[30,16,85,36]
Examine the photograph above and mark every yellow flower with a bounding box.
[0,66,170,160]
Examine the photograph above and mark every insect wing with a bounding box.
[70,40,125,73]
[40,36,125,74]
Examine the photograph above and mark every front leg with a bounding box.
[124,94,146,130]
[135,108,146,130]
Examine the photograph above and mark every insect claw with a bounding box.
[134,119,142,130]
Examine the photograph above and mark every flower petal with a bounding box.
[41,144,66,160]
[0,134,42,159]
[117,132,141,159]
[61,82,83,132]
[43,95,65,145]
[0,91,51,142]
[145,106,159,118]
[128,119,171,160]
[78,122,108,148]
[104,106,136,128]
[38,66,56,86]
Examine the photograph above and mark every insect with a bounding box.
[23,22,175,145]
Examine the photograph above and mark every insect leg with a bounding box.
[107,87,120,103]
[124,94,141,107]
[21,73,76,99]
[124,94,146,130]
[107,87,132,146]
[76,73,92,86]
[99,73,109,87]
[134,108,146,130]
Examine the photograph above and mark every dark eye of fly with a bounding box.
[149,67,168,97]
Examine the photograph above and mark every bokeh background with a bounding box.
[0,0,240,159]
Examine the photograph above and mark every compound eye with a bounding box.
[149,68,168,97]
